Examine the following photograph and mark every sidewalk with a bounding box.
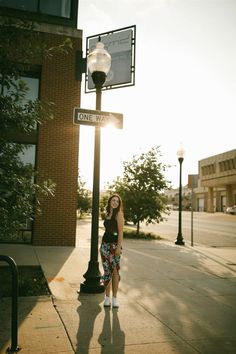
[1,219,236,353]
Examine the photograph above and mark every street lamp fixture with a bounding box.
[175,145,185,246]
[80,40,111,293]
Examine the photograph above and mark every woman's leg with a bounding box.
[105,280,111,297]
[104,280,111,307]
[112,267,120,298]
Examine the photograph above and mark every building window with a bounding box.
[19,144,36,166]
[0,0,38,12]
[0,0,72,18]
[219,161,223,172]
[17,144,36,243]
[201,163,215,176]
[18,76,39,243]
[21,75,40,102]
[2,74,40,243]
[40,0,71,18]
[219,158,236,172]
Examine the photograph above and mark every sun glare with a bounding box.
[104,123,116,131]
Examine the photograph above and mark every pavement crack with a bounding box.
[51,297,75,353]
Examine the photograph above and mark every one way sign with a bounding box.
[73,108,123,129]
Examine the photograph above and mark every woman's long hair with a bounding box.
[106,194,123,218]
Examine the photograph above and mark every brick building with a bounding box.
[1,1,82,245]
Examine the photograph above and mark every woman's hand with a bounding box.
[115,244,122,256]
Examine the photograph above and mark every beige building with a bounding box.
[194,149,236,212]
[166,149,236,213]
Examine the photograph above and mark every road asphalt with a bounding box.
[0,217,236,354]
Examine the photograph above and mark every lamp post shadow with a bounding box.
[76,293,102,354]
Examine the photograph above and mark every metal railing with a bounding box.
[0,255,20,353]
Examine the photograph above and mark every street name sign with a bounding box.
[73,108,123,129]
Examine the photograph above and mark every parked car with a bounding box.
[225,205,236,215]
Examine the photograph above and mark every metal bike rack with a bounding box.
[0,255,20,353]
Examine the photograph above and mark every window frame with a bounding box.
[0,0,78,28]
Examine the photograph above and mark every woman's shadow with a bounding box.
[98,308,125,354]
[76,294,125,354]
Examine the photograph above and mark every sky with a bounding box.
[77,0,236,190]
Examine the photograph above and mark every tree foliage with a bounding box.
[77,175,92,216]
[99,193,110,220]
[0,17,71,241]
[110,147,170,234]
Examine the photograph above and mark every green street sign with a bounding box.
[73,108,123,129]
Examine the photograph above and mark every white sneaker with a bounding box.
[104,296,111,307]
[112,297,119,308]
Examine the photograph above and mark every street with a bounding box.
[138,211,236,247]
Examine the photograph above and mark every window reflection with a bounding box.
[2,73,39,243]
[0,0,37,12]
[0,0,71,18]
[40,0,71,18]
[18,144,36,168]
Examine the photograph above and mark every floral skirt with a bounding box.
[100,242,121,287]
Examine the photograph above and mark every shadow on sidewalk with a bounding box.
[119,241,236,353]
[0,297,38,352]
[0,245,74,352]
[98,308,125,354]
[76,293,102,353]
[76,294,125,354]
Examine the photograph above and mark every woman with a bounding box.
[100,194,124,308]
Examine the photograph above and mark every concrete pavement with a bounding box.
[0,217,236,353]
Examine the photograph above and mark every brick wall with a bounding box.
[33,32,82,246]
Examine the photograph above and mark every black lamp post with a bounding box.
[175,145,185,246]
[80,41,111,293]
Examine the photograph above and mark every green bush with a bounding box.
[123,228,162,240]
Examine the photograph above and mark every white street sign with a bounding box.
[73,108,123,129]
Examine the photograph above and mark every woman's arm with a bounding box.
[115,210,124,256]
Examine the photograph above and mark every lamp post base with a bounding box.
[80,282,105,294]
[175,234,185,246]
[79,260,105,294]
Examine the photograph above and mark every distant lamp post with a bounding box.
[175,145,185,246]
[80,40,111,293]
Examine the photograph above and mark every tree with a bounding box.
[110,147,170,235]
[0,18,70,241]
[100,192,110,220]
[77,176,92,217]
